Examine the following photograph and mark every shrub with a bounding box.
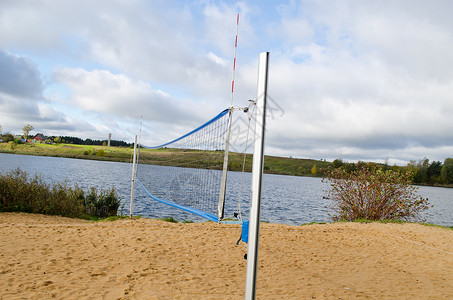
[322,163,431,222]
[96,149,106,157]
[0,168,121,219]
[7,141,16,150]
[2,133,14,142]
[83,187,121,218]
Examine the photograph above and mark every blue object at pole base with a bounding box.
[242,220,249,243]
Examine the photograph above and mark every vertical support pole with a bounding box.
[245,51,269,300]
[130,135,138,218]
[218,109,232,220]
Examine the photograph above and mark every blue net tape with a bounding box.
[141,108,229,149]
[136,178,219,222]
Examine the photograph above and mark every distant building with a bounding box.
[32,133,46,143]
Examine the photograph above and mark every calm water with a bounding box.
[0,153,451,226]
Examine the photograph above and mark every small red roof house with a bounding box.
[32,133,46,143]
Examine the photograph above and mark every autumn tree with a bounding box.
[2,133,14,142]
[311,164,317,175]
[22,124,34,140]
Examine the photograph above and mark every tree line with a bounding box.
[0,133,132,148]
[1,123,132,147]
[407,158,453,185]
[57,136,132,147]
[330,158,453,186]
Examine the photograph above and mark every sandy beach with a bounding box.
[0,213,452,299]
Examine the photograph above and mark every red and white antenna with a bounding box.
[218,13,240,219]
[230,13,239,107]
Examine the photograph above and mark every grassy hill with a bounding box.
[0,142,328,177]
[0,142,133,163]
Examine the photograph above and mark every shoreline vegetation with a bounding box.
[1,142,453,188]
[0,165,450,229]
[0,168,122,220]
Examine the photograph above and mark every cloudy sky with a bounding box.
[1,0,452,165]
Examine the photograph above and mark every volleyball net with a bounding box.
[134,108,232,222]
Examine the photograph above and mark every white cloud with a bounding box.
[202,2,253,55]
[0,50,43,98]
[53,67,199,123]
[207,52,228,67]
[1,0,453,163]
[51,67,234,145]
[252,0,453,163]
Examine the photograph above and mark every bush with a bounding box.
[323,163,431,222]
[7,141,16,150]
[96,149,106,157]
[83,187,121,218]
[0,168,121,219]
[2,133,14,143]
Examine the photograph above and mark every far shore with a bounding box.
[1,212,452,299]
[1,143,453,189]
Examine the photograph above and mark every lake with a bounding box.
[0,153,451,226]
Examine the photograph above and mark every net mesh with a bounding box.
[136,109,230,221]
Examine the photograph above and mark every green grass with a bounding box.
[343,218,452,229]
[300,221,327,226]
[299,219,452,229]
[419,222,453,230]
[328,218,407,225]
[90,215,141,222]
[0,143,134,163]
[350,218,406,224]
[158,217,179,223]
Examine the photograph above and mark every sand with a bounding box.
[0,213,452,299]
